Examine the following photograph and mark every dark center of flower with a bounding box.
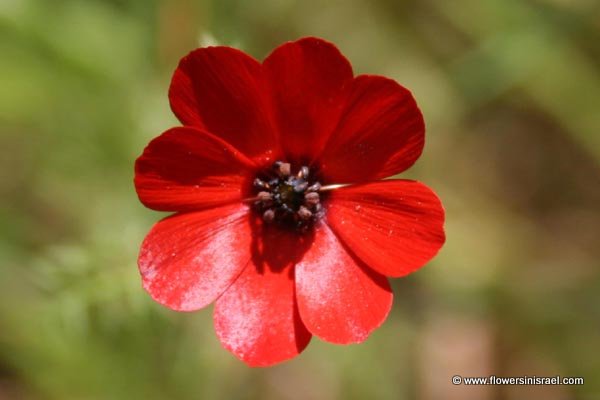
[253,161,323,232]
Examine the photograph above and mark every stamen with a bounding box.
[297,166,309,179]
[252,161,326,231]
[307,182,321,192]
[257,191,272,201]
[293,181,308,192]
[263,209,275,223]
[273,161,291,177]
[297,206,312,220]
[254,178,270,190]
[257,191,273,207]
[304,192,320,207]
[319,183,349,192]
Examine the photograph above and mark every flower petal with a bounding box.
[326,180,445,277]
[263,37,353,162]
[135,127,255,212]
[213,218,313,367]
[319,75,425,183]
[169,46,278,161]
[214,259,311,367]
[295,224,393,344]
[138,203,252,312]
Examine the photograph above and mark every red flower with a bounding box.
[135,37,445,366]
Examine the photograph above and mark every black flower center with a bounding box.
[253,161,323,232]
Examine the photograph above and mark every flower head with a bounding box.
[135,37,445,366]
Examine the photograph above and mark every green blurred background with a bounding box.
[1,0,599,399]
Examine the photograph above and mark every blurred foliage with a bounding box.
[1,0,599,399]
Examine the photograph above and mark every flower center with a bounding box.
[253,161,323,232]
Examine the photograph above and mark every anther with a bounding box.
[254,178,269,189]
[307,182,321,192]
[297,206,312,220]
[273,161,291,177]
[263,209,275,223]
[304,192,320,207]
[293,181,308,193]
[297,166,309,179]
[257,191,273,206]
[257,191,272,201]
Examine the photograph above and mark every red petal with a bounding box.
[138,203,252,311]
[134,127,255,212]
[169,47,279,161]
[326,180,445,277]
[295,224,393,344]
[213,220,313,367]
[319,75,425,183]
[263,37,353,162]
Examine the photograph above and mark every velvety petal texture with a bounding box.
[319,75,425,183]
[139,204,252,311]
[169,46,279,160]
[326,180,445,277]
[214,261,311,367]
[135,127,255,212]
[296,225,393,343]
[213,219,314,366]
[263,37,353,162]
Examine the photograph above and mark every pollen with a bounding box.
[253,161,324,231]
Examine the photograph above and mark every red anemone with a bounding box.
[135,37,445,367]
